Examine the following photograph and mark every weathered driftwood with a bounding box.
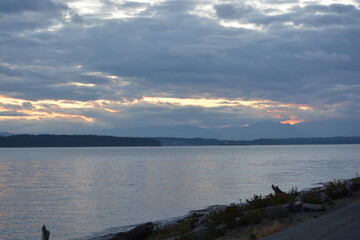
[111,222,154,240]
[271,185,284,194]
[302,203,325,211]
[42,225,50,240]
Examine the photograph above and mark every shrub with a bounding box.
[149,213,200,240]
[246,191,297,210]
[246,194,269,210]
[302,191,324,204]
[220,203,243,228]
[246,209,264,224]
[324,180,348,200]
[206,203,244,231]
[351,174,360,191]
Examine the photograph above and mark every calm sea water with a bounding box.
[0,145,359,240]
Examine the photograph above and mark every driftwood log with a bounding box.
[302,203,325,211]
[271,184,284,194]
[42,225,50,240]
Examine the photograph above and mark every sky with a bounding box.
[1,0,360,138]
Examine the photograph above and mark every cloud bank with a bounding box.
[1,0,359,137]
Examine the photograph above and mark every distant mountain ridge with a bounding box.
[99,119,360,140]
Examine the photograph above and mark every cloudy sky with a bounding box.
[1,0,360,137]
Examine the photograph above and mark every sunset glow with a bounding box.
[0,94,314,127]
[141,97,271,108]
[1,0,359,136]
[280,116,305,125]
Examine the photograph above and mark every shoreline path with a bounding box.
[260,200,360,240]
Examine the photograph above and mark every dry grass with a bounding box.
[246,221,288,240]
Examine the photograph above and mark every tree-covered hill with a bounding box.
[0,134,161,147]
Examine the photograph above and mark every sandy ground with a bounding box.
[215,191,360,240]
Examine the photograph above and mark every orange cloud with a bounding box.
[280,116,304,125]
[0,95,314,126]
[141,96,270,108]
[267,109,286,113]
[0,95,96,123]
[0,110,94,122]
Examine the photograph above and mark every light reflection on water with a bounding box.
[0,145,359,240]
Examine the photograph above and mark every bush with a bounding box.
[206,203,244,230]
[221,204,243,228]
[246,191,297,210]
[302,191,324,204]
[149,213,200,240]
[324,180,348,200]
[351,174,360,191]
[246,209,264,224]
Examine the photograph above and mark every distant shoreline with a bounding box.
[0,134,359,147]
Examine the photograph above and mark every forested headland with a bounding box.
[0,134,161,147]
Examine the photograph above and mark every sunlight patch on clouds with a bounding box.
[104,6,148,19]
[0,94,318,126]
[189,4,216,19]
[141,97,270,108]
[140,97,313,125]
[82,71,131,85]
[245,0,295,15]
[66,0,166,20]
[0,95,95,122]
[63,82,96,87]
[298,0,359,7]
[219,20,264,31]
[67,0,104,15]
[247,0,359,13]
[0,95,126,120]
[280,116,304,125]
[0,113,93,122]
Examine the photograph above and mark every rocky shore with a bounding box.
[42,176,360,240]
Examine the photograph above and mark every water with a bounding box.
[0,145,359,240]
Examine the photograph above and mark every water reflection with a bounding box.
[0,145,359,240]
